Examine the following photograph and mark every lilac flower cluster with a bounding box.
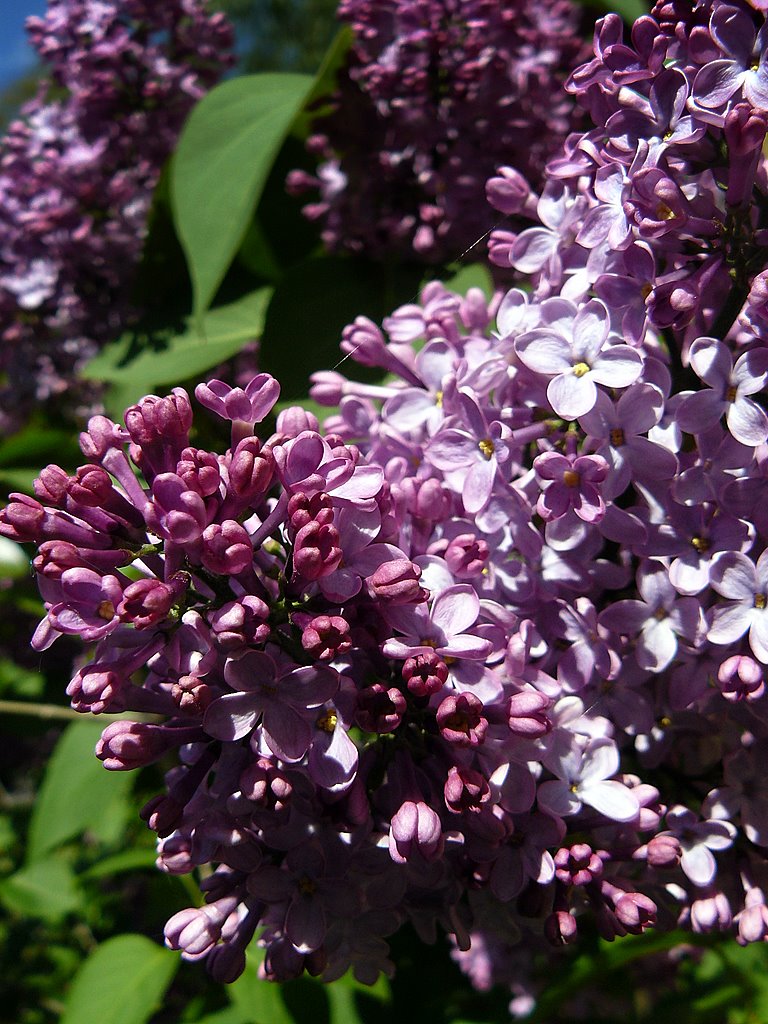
[3,0,768,995]
[3,243,768,984]
[287,0,587,263]
[0,0,232,432]
[488,0,768,354]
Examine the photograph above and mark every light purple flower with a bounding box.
[708,549,768,663]
[538,737,640,823]
[515,298,643,419]
[677,338,768,446]
[204,651,339,761]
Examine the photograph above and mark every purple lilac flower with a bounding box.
[0,0,233,431]
[7,0,768,990]
[287,0,588,263]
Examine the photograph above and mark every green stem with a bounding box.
[0,699,81,721]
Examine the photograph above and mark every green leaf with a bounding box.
[79,847,158,880]
[229,953,296,1024]
[0,857,82,921]
[0,537,29,579]
[26,719,134,863]
[0,425,80,469]
[171,73,313,320]
[59,935,178,1024]
[441,262,494,299]
[82,288,272,414]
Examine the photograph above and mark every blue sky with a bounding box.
[0,0,47,92]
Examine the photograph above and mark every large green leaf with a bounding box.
[0,857,82,921]
[82,287,272,415]
[171,73,312,320]
[26,719,133,863]
[59,935,178,1024]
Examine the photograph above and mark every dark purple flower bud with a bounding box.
[287,492,334,532]
[171,675,215,715]
[96,721,203,770]
[201,520,253,575]
[228,438,274,503]
[118,575,186,629]
[208,597,270,651]
[399,477,452,522]
[143,800,186,845]
[614,891,657,933]
[507,690,551,737]
[444,533,490,578]
[147,473,209,544]
[300,614,352,660]
[79,416,128,461]
[355,683,406,733]
[207,942,248,984]
[402,651,449,697]
[554,843,605,886]
[389,800,443,864]
[177,448,222,498]
[544,910,578,946]
[436,692,488,747]
[292,520,342,580]
[125,388,192,453]
[0,494,45,542]
[275,406,320,435]
[367,558,427,604]
[444,765,491,814]
[486,167,534,215]
[237,758,293,810]
[34,541,132,580]
[646,833,682,869]
[66,666,125,714]
[67,465,114,507]
[717,655,765,702]
[34,464,70,505]
[165,896,240,957]
[737,889,768,945]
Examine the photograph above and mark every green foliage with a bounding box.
[59,935,178,1024]
[171,74,313,321]
[26,720,134,862]
[83,288,272,415]
[0,857,82,922]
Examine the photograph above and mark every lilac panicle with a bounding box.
[288,0,588,263]
[5,0,768,999]
[0,0,233,431]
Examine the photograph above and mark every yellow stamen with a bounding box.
[97,600,115,620]
[573,362,590,378]
[316,709,338,733]
[755,594,767,610]
[478,438,495,460]
[563,470,580,488]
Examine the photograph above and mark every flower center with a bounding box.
[97,600,115,620]
[691,536,709,553]
[316,708,338,732]
[298,875,317,896]
[435,390,443,408]
[563,470,580,487]
[572,362,590,378]
[478,438,495,460]
[725,385,738,403]
[610,427,625,446]
[755,594,767,610]
[656,202,676,221]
